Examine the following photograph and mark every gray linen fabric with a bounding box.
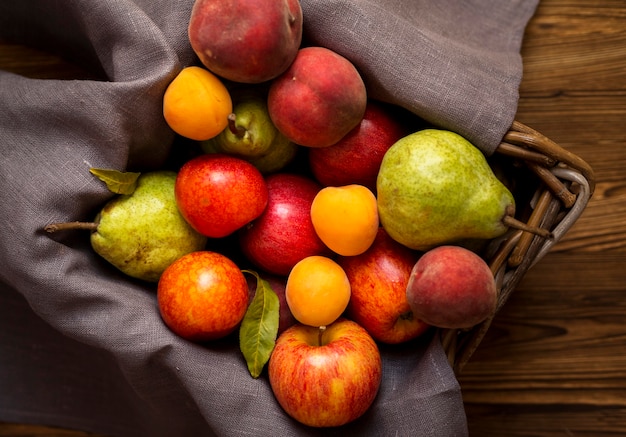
[0,0,538,435]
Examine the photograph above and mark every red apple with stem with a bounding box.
[268,318,382,427]
[309,100,412,192]
[239,173,329,276]
[157,251,249,341]
[175,154,268,238]
[338,228,430,344]
[405,245,497,329]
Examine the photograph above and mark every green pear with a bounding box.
[244,133,298,174]
[210,94,281,157]
[201,92,298,174]
[89,171,207,282]
[376,129,516,251]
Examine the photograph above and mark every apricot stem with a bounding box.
[318,325,326,346]
[502,215,553,239]
[44,221,98,233]
[227,113,246,138]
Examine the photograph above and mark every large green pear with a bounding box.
[376,129,515,250]
[91,171,207,282]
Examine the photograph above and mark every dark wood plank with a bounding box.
[459,1,626,435]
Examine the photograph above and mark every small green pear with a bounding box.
[89,171,207,282]
[210,95,281,158]
[201,93,298,174]
[244,133,298,174]
[376,129,517,251]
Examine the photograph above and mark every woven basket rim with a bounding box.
[444,120,595,374]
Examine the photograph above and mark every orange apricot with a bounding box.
[285,255,351,327]
[310,184,379,256]
[163,66,232,141]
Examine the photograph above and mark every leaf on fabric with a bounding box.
[89,168,141,194]
[239,270,280,379]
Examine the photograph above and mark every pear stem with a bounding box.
[44,221,98,233]
[227,113,246,138]
[318,325,326,347]
[502,215,553,239]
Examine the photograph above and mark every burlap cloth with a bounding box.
[0,1,538,435]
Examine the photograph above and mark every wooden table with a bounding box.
[1,1,625,436]
[460,1,626,435]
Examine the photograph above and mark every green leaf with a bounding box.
[239,270,280,378]
[89,168,141,194]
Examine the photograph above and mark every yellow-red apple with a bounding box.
[268,318,382,427]
[338,228,430,344]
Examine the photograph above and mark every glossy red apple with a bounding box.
[239,173,329,276]
[309,100,411,192]
[246,273,296,334]
[175,154,268,238]
[406,245,497,329]
[268,318,382,427]
[157,251,249,341]
[338,228,430,344]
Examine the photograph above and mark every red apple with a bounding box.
[268,46,367,148]
[405,245,497,329]
[309,100,411,192]
[268,318,382,427]
[246,273,296,334]
[239,173,329,276]
[338,228,430,344]
[175,154,268,238]
[157,251,249,341]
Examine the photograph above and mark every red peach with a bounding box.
[405,245,497,329]
[188,0,302,83]
[268,47,367,148]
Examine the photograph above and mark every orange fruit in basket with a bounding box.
[286,256,351,327]
[163,66,232,141]
[157,251,249,342]
[310,184,379,256]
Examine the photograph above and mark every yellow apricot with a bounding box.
[310,184,379,256]
[286,256,351,327]
[163,66,232,141]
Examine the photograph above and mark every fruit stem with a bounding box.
[227,113,246,138]
[502,215,553,239]
[44,221,98,233]
[318,325,326,346]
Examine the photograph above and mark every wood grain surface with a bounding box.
[1,1,625,436]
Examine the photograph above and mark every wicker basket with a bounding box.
[443,121,595,374]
